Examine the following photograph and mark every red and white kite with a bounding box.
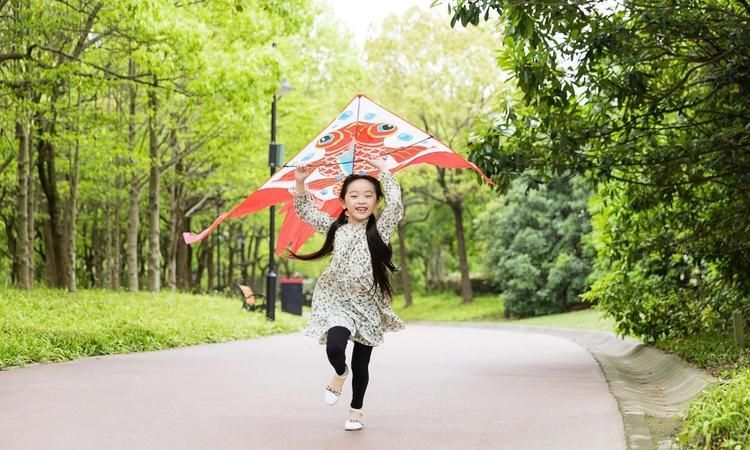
[183,94,492,254]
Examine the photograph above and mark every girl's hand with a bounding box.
[366,156,389,173]
[295,164,314,183]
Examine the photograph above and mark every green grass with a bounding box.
[512,308,617,332]
[392,292,507,322]
[392,292,616,332]
[0,288,306,370]
[656,332,750,449]
[679,369,750,449]
[657,332,750,378]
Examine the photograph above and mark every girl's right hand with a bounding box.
[295,164,314,183]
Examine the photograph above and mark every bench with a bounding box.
[236,284,266,312]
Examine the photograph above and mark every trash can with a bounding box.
[280,278,304,316]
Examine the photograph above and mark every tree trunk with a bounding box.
[14,120,31,288]
[240,228,250,283]
[126,180,140,290]
[113,151,122,290]
[104,206,113,288]
[166,128,179,292]
[4,212,18,285]
[176,215,191,291]
[195,239,210,292]
[147,85,160,292]
[449,200,473,303]
[396,219,412,307]
[42,221,56,285]
[113,208,121,290]
[250,228,262,289]
[425,247,445,292]
[206,244,215,291]
[27,153,35,283]
[92,218,104,287]
[64,133,81,292]
[36,118,69,288]
[227,228,236,289]
[82,221,93,286]
[436,168,472,303]
[126,58,139,291]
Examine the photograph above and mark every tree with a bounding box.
[446,0,750,339]
[364,6,507,303]
[0,0,333,292]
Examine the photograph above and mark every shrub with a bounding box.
[476,175,594,318]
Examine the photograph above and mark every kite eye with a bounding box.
[318,134,334,145]
[317,130,345,148]
[367,123,397,138]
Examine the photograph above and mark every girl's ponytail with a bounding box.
[365,214,397,298]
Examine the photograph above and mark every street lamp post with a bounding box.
[266,80,293,321]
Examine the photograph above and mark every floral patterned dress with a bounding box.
[291,172,406,347]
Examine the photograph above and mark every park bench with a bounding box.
[236,284,265,312]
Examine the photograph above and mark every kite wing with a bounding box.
[183,94,492,254]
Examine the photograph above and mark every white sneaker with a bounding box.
[344,408,363,431]
[324,367,348,406]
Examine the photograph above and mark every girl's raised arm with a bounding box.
[370,159,404,242]
[291,165,334,235]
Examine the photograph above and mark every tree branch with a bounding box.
[0,45,37,66]
[71,2,103,59]
[185,193,212,218]
[34,45,191,95]
[0,152,13,174]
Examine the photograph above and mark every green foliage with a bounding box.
[475,175,594,318]
[657,332,750,379]
[679,370,750,449]
[447,0,750,340]
[0,288,305,369]
[583,183,750,341]
[0,0,367,290]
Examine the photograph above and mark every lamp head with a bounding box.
[278,80,294,98]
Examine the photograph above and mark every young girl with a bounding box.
[289,156,405,431]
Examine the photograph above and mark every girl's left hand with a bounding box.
[366,156,389,172]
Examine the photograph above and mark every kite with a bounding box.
[183,94,492,254]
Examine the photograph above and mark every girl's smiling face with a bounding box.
[342,178,380,225]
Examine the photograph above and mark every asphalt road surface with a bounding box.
[0,324,626,450]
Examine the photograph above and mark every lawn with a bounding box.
[391,292,616,332]
[0,288,306,370]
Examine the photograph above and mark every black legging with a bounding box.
[325,326,373,410]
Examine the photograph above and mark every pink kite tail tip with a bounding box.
[183,232,199,245]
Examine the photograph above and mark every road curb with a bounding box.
[413,322,715,450]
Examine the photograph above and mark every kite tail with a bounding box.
[276,198,343,255]
[182,187,291,245]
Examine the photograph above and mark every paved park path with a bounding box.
[0,324,626,450]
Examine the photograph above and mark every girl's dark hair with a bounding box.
[289,174,397,298]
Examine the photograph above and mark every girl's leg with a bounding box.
[350,341,373,409]
[326,326,350,375]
